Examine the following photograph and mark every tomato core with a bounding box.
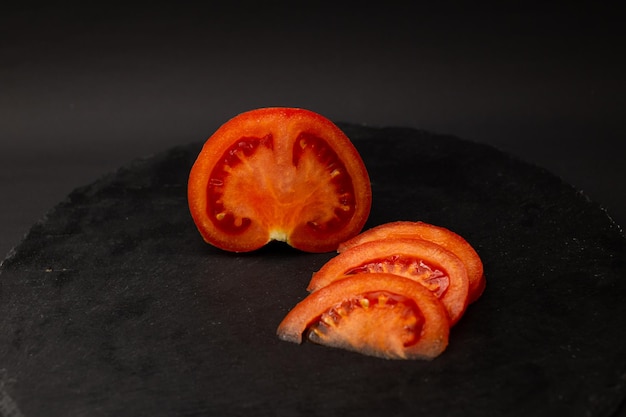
[206,132,358,240]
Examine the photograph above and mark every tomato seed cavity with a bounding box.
[293,133,356,234]
[345,257,450,298]
[206,136,273,234]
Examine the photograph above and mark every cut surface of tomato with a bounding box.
[308,238,469,325]
[188,107,372,253]
[338,221,485,303]
[277,273,450,360]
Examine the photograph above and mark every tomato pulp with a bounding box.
[277,273,450,360]
[308,238,470,325]
[188,108,372,253]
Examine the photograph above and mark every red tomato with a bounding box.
[338,221,485,303]
[277,273,450,360]
[308,238,470,325]
[188,108,372,253]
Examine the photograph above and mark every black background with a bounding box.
[1,3,625,259]
[1,3,626,415]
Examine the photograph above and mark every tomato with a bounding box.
[307,238,470,325]
[338,221,485,303]
[188,108,372,253]
[277,273,450,360]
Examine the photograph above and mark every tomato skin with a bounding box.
[277,273,450,360]
[188,108,372,253]
[338,221,485,303]
[308,237,469,325]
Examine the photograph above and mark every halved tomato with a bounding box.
[277,273,450,360]
[307,238,469,325]
[338,221,485,303]
[188,108,372,253]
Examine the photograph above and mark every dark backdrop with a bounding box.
[1,7,625,258]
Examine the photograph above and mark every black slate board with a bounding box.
[1,124,626,417]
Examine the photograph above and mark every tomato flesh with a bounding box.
[338,221,485,303]
[309,290,424,351]
[307,238,469,325]
[277,274,450,360]
[188,108,372,253]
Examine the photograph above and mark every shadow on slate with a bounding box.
[1,124,626,417]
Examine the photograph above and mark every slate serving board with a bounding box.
[1,124,626,417]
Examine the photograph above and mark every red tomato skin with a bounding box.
[277,273,450,360]
[188,107,372,253]
[308,237,470,325]
[338,221,485,303]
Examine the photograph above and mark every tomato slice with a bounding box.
[188,108,372,253]
[338,221,485,303]
[277,273,449,360]
[308,238,469,325]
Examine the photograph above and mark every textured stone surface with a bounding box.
[1,125,625,417]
